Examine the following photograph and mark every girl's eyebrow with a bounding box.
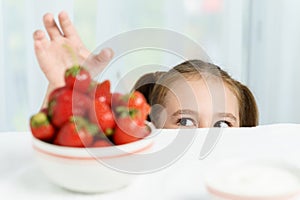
[216,113,237,122]
[172,109,199,117]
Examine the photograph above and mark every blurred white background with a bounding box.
[0,0,299,131]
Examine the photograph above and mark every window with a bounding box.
[1,0,268,131]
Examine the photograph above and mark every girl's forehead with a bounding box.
[167,77,225,97]
[164,78,239,119]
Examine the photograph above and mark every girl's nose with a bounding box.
[197,120,211,128]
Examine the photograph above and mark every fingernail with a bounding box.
[104,48,114,59]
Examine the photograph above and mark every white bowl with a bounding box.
[204,159,300,200]
[32,131,154,193]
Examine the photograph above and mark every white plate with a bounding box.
[204,159,300,200]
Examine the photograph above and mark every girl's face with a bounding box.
[157,78,240,128]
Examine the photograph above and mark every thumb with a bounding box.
[94,48,114,63]
[88,48,114,77]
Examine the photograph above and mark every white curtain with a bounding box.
[0,0,262,131]
[0,0,73,131]
[0,0,5,130]
[93,0,246,92]
[248,0,300,124]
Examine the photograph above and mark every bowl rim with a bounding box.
[32,122,155,160]
[33,137,154,160]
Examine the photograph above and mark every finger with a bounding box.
[34,40,46,60]
[33,30,50,51]
[43,13,63,40]
[95,48,114,63]
[33,30,47,42]
[87,48,114,77]
[34,38,48,73]
[58,11,80,39]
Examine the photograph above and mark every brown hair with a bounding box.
[132,60,259,127]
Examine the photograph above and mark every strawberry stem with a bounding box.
[65,65,81,77]
[115,106,139,118]
[105,128,114,136]
[116,106,128,114]
[71,116,99,136]
[30,112,50,127]
[87,123,99,136]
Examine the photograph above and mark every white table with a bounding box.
[1,124,300,200]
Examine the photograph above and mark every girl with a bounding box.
[133,60,258,128]
[33,12,258,128]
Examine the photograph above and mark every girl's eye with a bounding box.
[177,118,196,127]
[213,120,231,128]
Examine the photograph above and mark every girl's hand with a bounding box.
[33,11,113,89]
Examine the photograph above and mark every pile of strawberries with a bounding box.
[30,65,151,147]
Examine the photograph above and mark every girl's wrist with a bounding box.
[47,83,59,92]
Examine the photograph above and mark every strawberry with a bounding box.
[54,117,98,147]
[114,105,150,126]
[112,91,150,122]
[113,116,150,145]
[48,88,91,127]
[128,91,151,123]
[89,100,116,136]
[30,112,55,141]
[48,86,66,103]
[39,107,48,114]
[111,92,127,108]
[139,103,151,123]
[92,139,113,147]
[65,65,91,93]
[95,80,112,105]
[128,91,147,109]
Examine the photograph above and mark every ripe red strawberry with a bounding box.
[89,100,116,136]
[54,117,98,147]
[92,139,113,147]
[65,65,91,93]
[128,91,147,109]
[113,91,150,122]
[48,86,66,103]
[137,103,151,124]
[95,80,112,105]
[111,92,128,107]
[39,107,48,114]
[114,105,150,126]
[113,116,150,145]
[30,112,55,141]
[128,91,151,123]
[111,92,127,108]
[48,88,91,127]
